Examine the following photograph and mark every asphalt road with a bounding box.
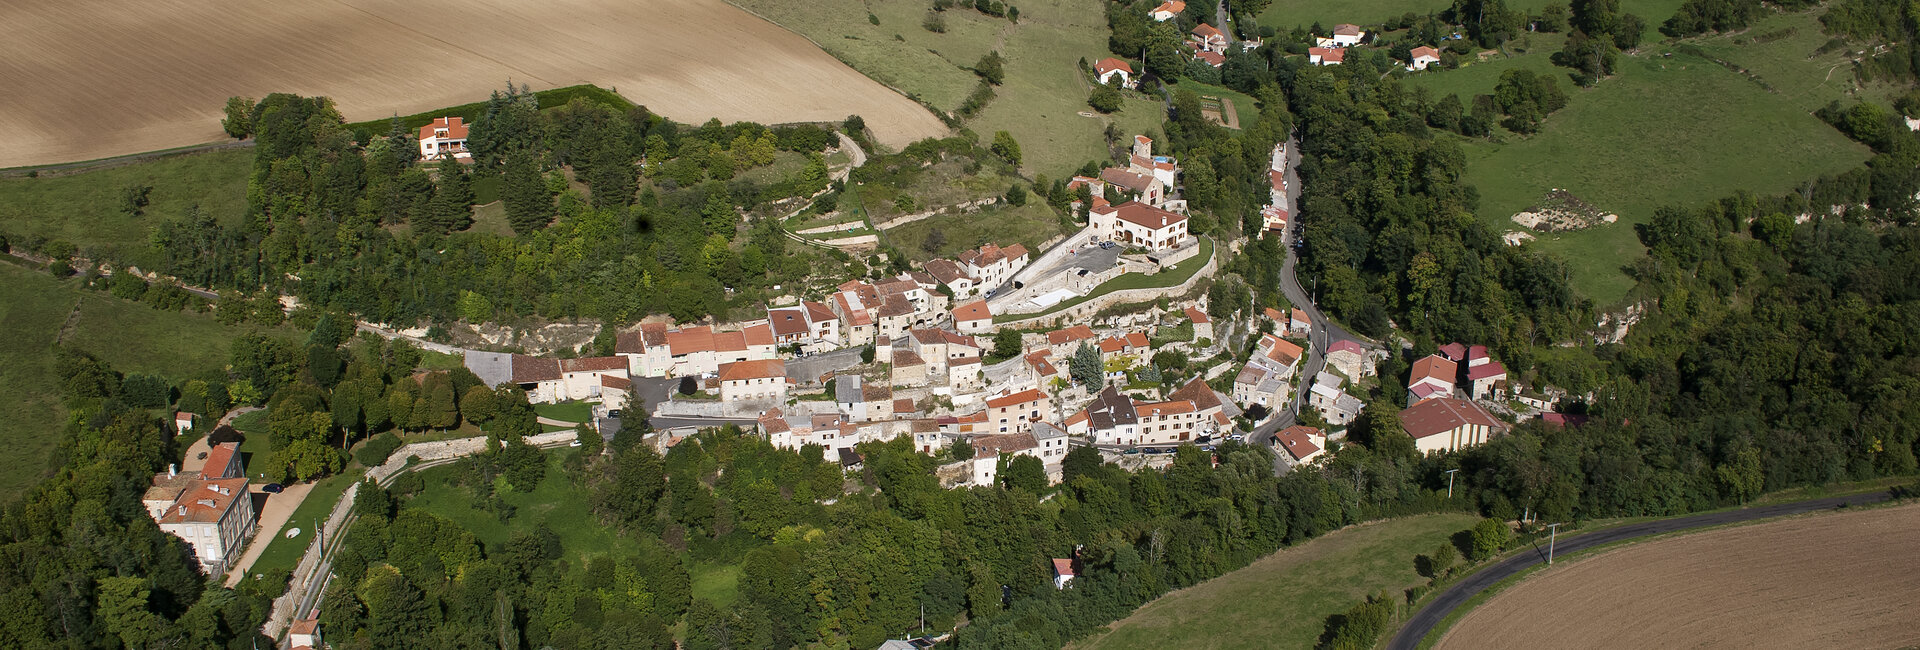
[1385,489,1898,650]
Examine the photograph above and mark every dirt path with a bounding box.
[221,481,315,586]
[1437,502,1920,649]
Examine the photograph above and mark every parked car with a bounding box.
[261,483,284,494]
[608,410,623,418]
[1122,448,1142,455]
[1228,433,1245,442]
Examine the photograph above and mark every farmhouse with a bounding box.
[418,117,470,160]
[1094,57,1135,88]
[1400,397,1506,454]
[1090,201,1190,251]
[1331,23,1366,46]
[1308,47,1346,66]
[1190,23,1228,53]
[1408,46,1441,71]
[1150,0,1186,21]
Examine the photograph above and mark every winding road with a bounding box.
[1385,489,1898,650]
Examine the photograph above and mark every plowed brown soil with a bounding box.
[1438,502,1920,649]
[0,0,945,167]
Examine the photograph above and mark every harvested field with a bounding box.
[1438,503,1920,650]
[0,0,945,168]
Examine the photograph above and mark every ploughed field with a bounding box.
[1438,502,1920,649]
[0,0,945,168]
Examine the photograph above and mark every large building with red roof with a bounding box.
[1090,201,1191,251]
[1400,397,1506,454]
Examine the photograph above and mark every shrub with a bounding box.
[356,432,405,467]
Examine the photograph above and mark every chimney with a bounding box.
[178,506,187,516]
[168,464,176,479]
[198,499,215,507]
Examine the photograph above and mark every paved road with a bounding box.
[1385,490,1898,650]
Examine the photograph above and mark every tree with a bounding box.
[1538,3,1570,31]
[97,576,175,648]
[222,96,254,139]
[992,330,1022,359]
[1001,454,1047,493]
[1467,518,1512,561]
[1061,444,1104,483]
[861,345,876,364]
[461,384,497,424]
[975,51,1007,85]
[990,130,1023,167]
[502,150,554,234]
[1070,342,1103,388]
[1090,84,1124,113]
[922,227,947,253]
[951,438,976,461]
[1005,183,1027,206]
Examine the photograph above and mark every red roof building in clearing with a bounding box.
[1094,57,1136,86]
[1193,50,1226,67]
[1308,47,1346,65]
[1190,23,1227,52]
[418,117,470,160]
[1276,425,1325,463]
[1184,306,1210,324]
[1150,0,1187,20]
[1400,397,1505,454]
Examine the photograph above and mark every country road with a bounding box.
[1385,489,1898,650]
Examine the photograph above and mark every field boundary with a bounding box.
[0,140,253,178]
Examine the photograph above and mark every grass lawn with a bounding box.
[727,0,1165,176]
[0,149,252,269]
[243,472,357,579]
[404,448,644,563]
[1168,79,1261,130]
[691,561,744,607]
[885,203,1072,263]
[1072,513,1478,650]
[534,401,594,423]
[1407,46,1869,304]
[996,237,1213,323]
[0,262,260,500]
[1688,9,1907,111]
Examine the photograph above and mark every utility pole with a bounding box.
[1546,522,1562,565]
[1444,468,1459,498]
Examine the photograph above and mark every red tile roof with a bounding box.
[1270,169,1287,191]
[1308,47,1346,63]
[972,432,1038,456]
[1276,425,1324,461]
[895,398,917,413]
[1004,244,1029,260]
[418,116,468,141]
[157,478,248,524]
[1184,306,1210,324]
[1094,57,1134,75]
[1410,45,1441,60]
[1265,335,1304,366]
[1467,361,1508,381]
[1168,376,1223,411]
[1291,308,1311,326]
[1333,23,1362,35]
[512,354,562,383]
[1191,23,1223,39]
[1135,400,1196,417]
[1411,354,1457,386]
[602,374,632,390]
[1329,339,1362,356]
[1438,342,1468,361]
[1053,558,1077,577]
[1194,50,1225,67]
[1099,337,1126,353]
[744,323,775,347]
[954,300,992,323]
[1101,168,1157,193]
[713,331,749,353]
[667,326,716,356]
[769,307,809,337]
[201,442,239,479]
[986,389,1046,409]
[561,356,627,373]
[1112,201,1187,230]
[1400,397,1505,439]
[718,359,786,382]
[1026,351,1058,377]
[1048,325,1096,346]
[804,300,837,323]
[1153,0,1187,15]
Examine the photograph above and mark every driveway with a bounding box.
[221,481,314,586]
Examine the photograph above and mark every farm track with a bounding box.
[0,0,944,168]
[1388,489,1902,650]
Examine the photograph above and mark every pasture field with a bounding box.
[0,0,943,168]
[0,149,252,269]
[885,203,1073,263]
[1073,513,1478,650]
[1408,45,1869,304]
[729,0,1167,175]
[0,262,255,501]
[1437,502,1920,649]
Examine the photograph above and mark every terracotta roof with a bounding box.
[876,279,920,296]
[1291,308,1311,325]
[157,478,248,524]
[875,296,915,318]
[1468,344,1489,361]
[950,356,981,367]
[418,116,468,141]
[1400,397,1505,439]
[1004,244,1029,260]
[1094,57,1134,75]
[1053,558,1077,577]
[803,300,837,324]
[1111,201,1188,230]
[744,323,775,347]
[1101,168,1157,193]
[200,442,240,479]
[1270,169,1287,191]
[1194,50,1225,66]
[1168,376,1222,411]
[289,619,319,635]
[1192,23,1223,39]
[1264,335,1304,366]
[987,389,1046,408]
[1438,342,1468,361]
[1126,332,1150,349]
[512,354,562,383]
[1099,337,1126,353]
[1542,413,1591,428]
[1328,339,1363,356]
[1467,361,1508,381]
[1026,351,1058,376]
[1067,175,1101,191]
[1184,306,1210,324]
[1333,23,1362,35]
[712,330,749,353]
[1264,307,1284,321]
[718,359,786,382]
[1135,400,1196,417]
[895,398,917,413]
[561,356,627,373]
[175,411,194,421]
[667,326,716,356]
[954,300,992,323]
[1411,354,1458,386]
[1276,425,1323,461]
[862,383,893,403]
[759,412,790,434]
[1309,47,1346,63]
[894,350,926,367]
[1153,0,1186,15]
[769,307,809,337]
[1410,45,1440,60]
[1048,325,1096,345]
[1410,382,1447,400]
[972,432,1038,456]
[602,374,632,390]
[924,259,972,285]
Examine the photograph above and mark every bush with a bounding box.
[356,432,405,467]
[1089,84,1124,113]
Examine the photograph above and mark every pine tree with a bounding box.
[422,374,460,431]
[502,151,553,234]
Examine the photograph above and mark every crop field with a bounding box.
[0,0,944,168]
[1073,514,1477,650]
[1437,502,1920,649]
[0,262,254,500]
[729,0,1167,175]
[1407,44,1869,304]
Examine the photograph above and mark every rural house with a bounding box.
[1090,201,1191,251]
[1275,424,1326,464]
[1184,306,1213,341]
[1400,397,1506,454]
[150,473,256,574]
[717,359,788,405]
[1308,47,1346,66]
[1408,45,1441,71]
[418,117,470,160]
[953,300,994,334]
[1094,57,1135,88]
[1330,23,1366,46]
[1150,0,1186,21]
[1407,354,1459,403]
[1190,23,1228,53]
[986,388,1051,433]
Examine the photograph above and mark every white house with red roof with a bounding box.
[1468,361,1508,400]
[1275,425,1327,464]
[1094,57,1136,88]
[418,117,470,160]
[152,475,256,573]
[1331,23,1366,46]
[718,359,788,404]
[1190,23,1228,53]
[986,388,1052,433]
[1400,397,1506,454]
[174,411,195,432]
[957,242,1030,293]
[1408,45,1442,71]
[1090,201,1190,251]
[1192,49,1226,68]
[1052,558,1079,589]
[1150,0,1187,21]
[1407,354,1459,404]
[953,300,994,334]
[1308,47,1346,66]
[1130,136,1180,188]
[1289,308,1313,336]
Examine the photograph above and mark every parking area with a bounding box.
[988,237,1126,311]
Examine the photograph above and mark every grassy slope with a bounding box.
[0,149,252,269]
[0,262,253,500]
[1074,513,1479,650]
[244,473,357,579]
[887,203,1073,262]
[1257,0,1684,32]
[1405,40,1870,304]
[404,448,641,561]
[728,0,1164,176]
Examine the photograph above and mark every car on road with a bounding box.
[262,483,284,494]
[1100,241,1115,249]
[1122,448,1142,455]
[608,410,623,418]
